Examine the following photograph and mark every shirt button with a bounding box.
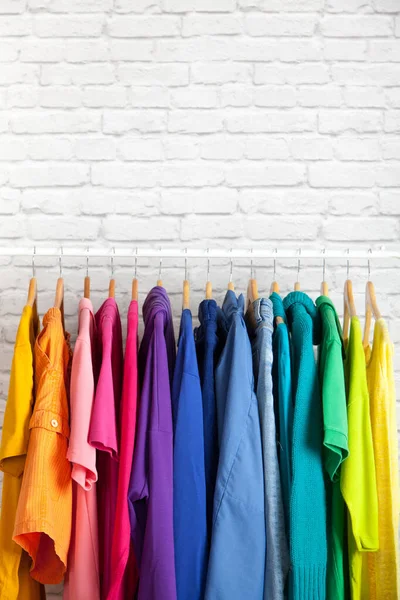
[51,419,58,428]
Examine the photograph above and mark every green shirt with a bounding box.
[316,296,349,600]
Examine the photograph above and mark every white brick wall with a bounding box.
[0,1,400,597]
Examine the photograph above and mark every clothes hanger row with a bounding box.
[26,247,382,344]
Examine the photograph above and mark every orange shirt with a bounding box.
[13,307,72,584]
[0,304,45,600]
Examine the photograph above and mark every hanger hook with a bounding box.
[297,248,301,282]
[346,248,350,279]
[322,248,326,281]
[110,247,115,279]
[250,248,254,280]
[134,247,138,279]
[32,246,36,278]
[86,246,89,278]
[59,246,63,278]
[206,247,210,283]
[229,248,233,283]
[184,248,188,281]
[368,247,372,281]
[159,249,162,281]
[273,247,277,281]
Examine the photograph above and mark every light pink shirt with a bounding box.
[64,298,100,600]
[108,300,139,600]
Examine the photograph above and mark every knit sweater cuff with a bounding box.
[290,564,327,600]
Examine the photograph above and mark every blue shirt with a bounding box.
[205,291,265,600]
[172,309,207,600]
[248,297,289,600]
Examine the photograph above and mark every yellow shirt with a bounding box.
[364,319,399,600]
[0,304,45,600]
[340,317,379,600]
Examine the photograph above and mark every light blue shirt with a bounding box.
[205,291,265,600]
[249,298,289,600]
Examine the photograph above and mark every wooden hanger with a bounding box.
[246,251,259,309]
[27,248,37,309]
[227,250,234,291]
[108,248,115,298]
[132,248,138,301]
[320,253,329,296]
[182,250,190,309]
[157,256,163,287]
[294,251,301,291]
[27,277,37,308]
[363,272,382,348]
[343,253,357,340]
[205,250,212,299]
[54,248,65,330]
[270,254,283,324]
[84,248,90,299]
[246,278,259,330]
[343,279,357,341]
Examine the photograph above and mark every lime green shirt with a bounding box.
[316,296,349,600]
[340,317,379,600]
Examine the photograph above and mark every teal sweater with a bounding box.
[283,292,327,600]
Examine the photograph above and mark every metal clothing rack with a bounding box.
[0,247,397,260]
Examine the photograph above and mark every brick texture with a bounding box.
[0,1,400,596]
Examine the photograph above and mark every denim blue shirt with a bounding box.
[205,291,265,600]
[248,298,290,600]
[172,309,207,600]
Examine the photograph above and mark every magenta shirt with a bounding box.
[89,298,123,600]
[108,301,139,600]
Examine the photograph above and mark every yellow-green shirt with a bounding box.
[364,319,399,600]
[340,317,379,600]
[0,304,45,600]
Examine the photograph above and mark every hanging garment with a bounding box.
[205,291,265,600]
[89,298,123,600]
[283,291,327,600]
[64,298,100,600]
[172,308,207,600]
[340,317,378,600]
[13,307,72,584]
[316,295,349,600]
[364,319,399,599]
[128,286,176,600]
[194,299,221,542]
[0,304,45,600]
[108,300,139,600]
[246,297,289,600]
[270,292,293,537]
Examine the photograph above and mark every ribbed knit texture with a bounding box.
[283,292,327,600]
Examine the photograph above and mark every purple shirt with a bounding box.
[89,298,123,600]
[128,286,176,600]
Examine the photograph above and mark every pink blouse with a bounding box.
[64,298,100,600]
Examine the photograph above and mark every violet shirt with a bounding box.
[89,298,123,600]
[128,286,176,600]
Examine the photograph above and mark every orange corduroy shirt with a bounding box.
[13,307,72,585]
